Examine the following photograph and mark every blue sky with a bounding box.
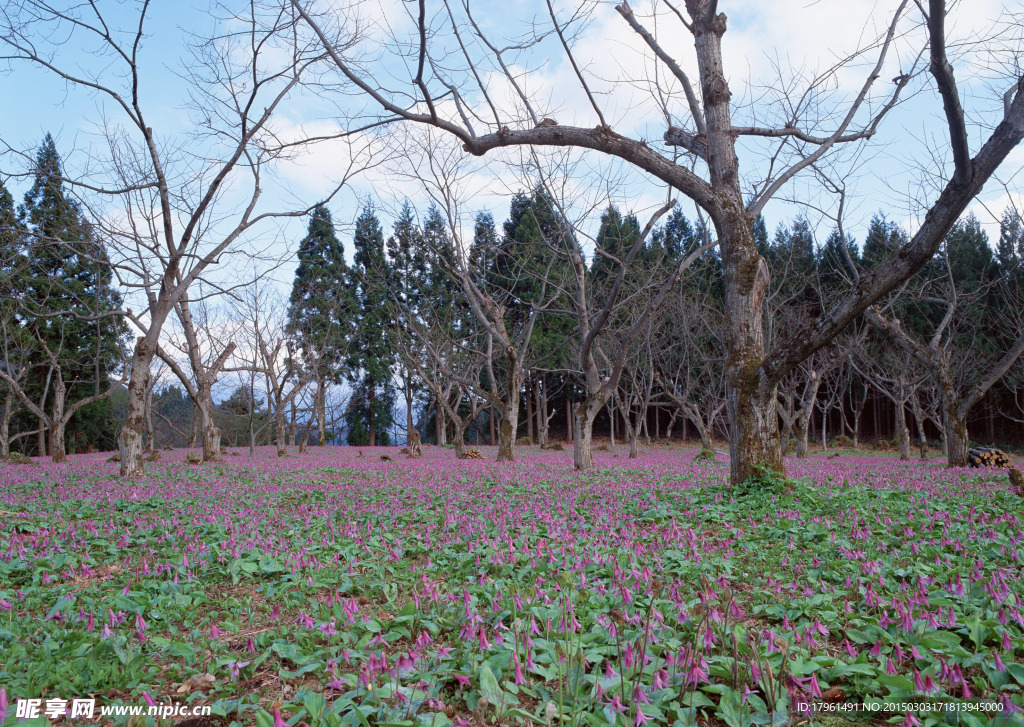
[2,0,1022,302]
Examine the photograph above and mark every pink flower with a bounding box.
[605,693,626,715]
[994,651,1006,672]
[454,674,471,688]
[809,673,823,699]
[513,654,525,685]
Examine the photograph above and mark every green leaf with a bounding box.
[716,689,746,727]
[303,691,327,720]
[682,691,716,708]
[478,662,505,706]
[44,595,76,621]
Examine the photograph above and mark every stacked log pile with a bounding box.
[967,447,1011,468]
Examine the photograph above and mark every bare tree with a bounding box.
[853,346,928,460]
[1,0,372,475]
[143,289,237,461]
[385,132,559,461]
[0,318,127,462]
[237,288,312,457]
[290,0,1024,483]
[866,241,1024,465]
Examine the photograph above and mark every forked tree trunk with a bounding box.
[119,336,155,476]
[688,8,784,485]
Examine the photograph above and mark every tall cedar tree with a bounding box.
[345,204,395,446]
[387,201,427,434]
[288,203,351,381]
[18,135,126,453]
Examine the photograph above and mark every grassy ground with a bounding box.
[0,444,1021,727]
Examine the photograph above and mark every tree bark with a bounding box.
[196,381,222,462]
[573,396,604,469]
[608,398,615,448]
[316,377,327,445]
[367,383,376,447]
[436,398,446,446]
[526,373,535,444]
[910,390,929,460]
[0,393,11,457]
[896,401,910,460]
[38,417,47,458]
[50,374,67,463]
[945,412,969,467]
[145,386,155,451]
[287,400,297,446]
[453,420,466,458]
[275,408,287,457]
[793,420,809,459]
[119,335,155,476]
[496,349,521,462]
[938,373,968,466]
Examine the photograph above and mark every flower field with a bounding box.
[0,446,1022,727]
